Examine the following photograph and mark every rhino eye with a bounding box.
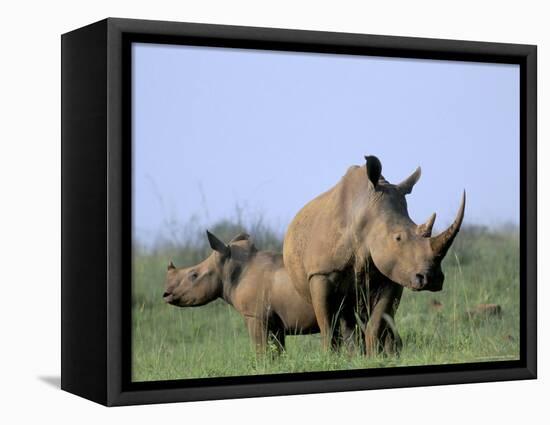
[189,271,199,281]
[394,234,402,242]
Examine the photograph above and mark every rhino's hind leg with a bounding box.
[245,316,286,356]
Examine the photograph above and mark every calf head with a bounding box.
[163,231,256,306]
[363,155,465,292]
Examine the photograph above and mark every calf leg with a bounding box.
[245,317,268,355]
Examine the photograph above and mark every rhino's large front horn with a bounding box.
[430,191,466,259]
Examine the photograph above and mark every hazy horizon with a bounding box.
[132,43,520,246]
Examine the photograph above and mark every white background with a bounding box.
[0,1,546,423]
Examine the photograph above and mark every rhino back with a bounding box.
[283,165,368,293]
[230,251,283,318]
[230,251,317,333]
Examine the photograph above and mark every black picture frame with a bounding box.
[61,17,537,406]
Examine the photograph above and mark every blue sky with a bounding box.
[132,43,519,244]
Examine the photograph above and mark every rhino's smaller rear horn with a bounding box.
[430,191,466,259]
[397,166,421,195]
[417,212,436,237]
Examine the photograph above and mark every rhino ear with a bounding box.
[397,166,421,195]
[206,230,230,257]
[230,232,250,243]
[364,155,382,189]
[167,260,176,271]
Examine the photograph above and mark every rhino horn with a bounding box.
[430,191,466,259]
[397,166,421,195]
[417,212,436,237]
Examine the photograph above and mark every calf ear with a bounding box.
[206,230,231,257]
[364,155,382,189]
[397,166,421,195]
[230,232,250,243]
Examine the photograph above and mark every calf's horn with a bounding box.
[430,191,466,258]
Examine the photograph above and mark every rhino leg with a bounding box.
[365,282,403,356]
[269,327,286,354]
[245,316,268,354]
[245,315,287,356]
[309,274,343,351]
[338,304,363,353]
[382,324,402,355]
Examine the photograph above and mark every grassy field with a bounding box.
[132,221,520,382]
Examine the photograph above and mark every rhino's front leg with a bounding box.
[245,316,268,355]
[382,323,402,355]
[309,275,332,350]
[338,304,362,353]
[365,282,403,356]
[309,274,342,351]
[269,327,286,354]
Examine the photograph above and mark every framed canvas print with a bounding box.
[61,18,537,406]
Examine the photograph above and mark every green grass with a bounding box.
[132,225,519,382]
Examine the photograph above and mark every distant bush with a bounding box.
[134,206,518,273]
[446,224,518,267]
[134,206,283,269]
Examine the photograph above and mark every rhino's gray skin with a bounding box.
[283,155,465,354]
[163,232,319,354]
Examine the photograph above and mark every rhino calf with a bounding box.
[163,231,319,353]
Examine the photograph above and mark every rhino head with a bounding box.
[163,231,255,306]
[362,155,465,292]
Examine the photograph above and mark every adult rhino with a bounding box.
[283,155,465,354]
